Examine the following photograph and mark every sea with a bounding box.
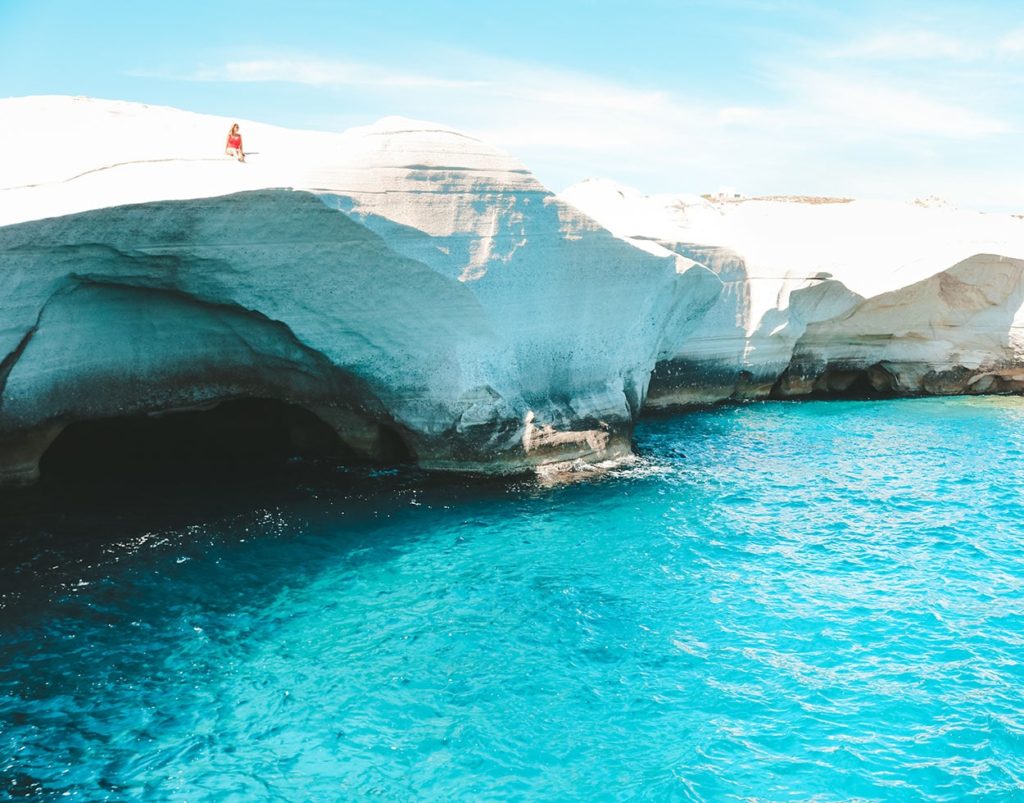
[2,396,1023,800]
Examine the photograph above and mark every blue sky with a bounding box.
[2,0,1024,210]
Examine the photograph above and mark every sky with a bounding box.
[2,0,1024,211]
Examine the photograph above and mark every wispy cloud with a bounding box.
[791,71,1009,138]
[174,58,486,90]
[147,45,1022,209]
[826,27,1024,63]
[172,57,677,118]
[190,53,1009,144]
[998,29,1024,55]
[829,31,976,61]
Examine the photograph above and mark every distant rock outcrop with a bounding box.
[562,179,1024,407]
[778,254,1024,397]
[0,97,719,484]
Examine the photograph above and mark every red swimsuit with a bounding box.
[227,133,241,149]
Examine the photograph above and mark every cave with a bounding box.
[38,398,408,485]
[808,362,899,399]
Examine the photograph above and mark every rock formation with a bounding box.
[779,254,1024,397]
[561,179,1024,407]
[0,97,719,484]
[5,97,1024,487]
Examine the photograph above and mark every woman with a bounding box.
[225,123,245,162]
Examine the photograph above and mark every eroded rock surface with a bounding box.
[7,97,1024,486]
[0,97,719,483]
[562,179,1024,408]
[779,254,1024,397]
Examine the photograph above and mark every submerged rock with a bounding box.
[0,97,719,484]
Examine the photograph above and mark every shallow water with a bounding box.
[2,397,1024,800]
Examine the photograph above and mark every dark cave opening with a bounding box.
[811,368,885,399]
[817,362,899,399]
[38,398,390,485]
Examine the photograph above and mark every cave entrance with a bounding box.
[807,362,899,399]
[39,398,379,485]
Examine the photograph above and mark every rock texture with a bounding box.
[561,179,1024,407]
[0,97,719,484]
[779,254,1024,397]
[6,97,1024,486]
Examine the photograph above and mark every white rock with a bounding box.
[561,179,1024,405]
[0,96,719,484]
[781,253,1024,396]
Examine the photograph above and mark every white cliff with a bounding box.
[561,179,1024,406]
[781,254,1024,396]
[0,96,720,484]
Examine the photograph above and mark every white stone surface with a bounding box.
[561,178,1024,405]
[0,96,719,483]
[782,253,1024,396]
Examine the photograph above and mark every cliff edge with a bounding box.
[0,97,718,483]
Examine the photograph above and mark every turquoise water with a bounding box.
[3,397,1024,800]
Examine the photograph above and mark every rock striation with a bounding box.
[0,97,719,484]
[561,179,1024,407]
[779,254,1024,397]
[5,97,1024,486]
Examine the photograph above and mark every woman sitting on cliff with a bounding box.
[225,123,245,162]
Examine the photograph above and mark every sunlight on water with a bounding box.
[2,397,1024,799]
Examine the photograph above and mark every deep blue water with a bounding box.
[2,397,1024,800]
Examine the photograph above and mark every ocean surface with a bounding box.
[2,397,1024,800]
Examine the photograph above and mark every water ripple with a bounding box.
[2,397,1024,799]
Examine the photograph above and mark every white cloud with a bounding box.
[186,57,677,119]
[153,52,1020,209]
[792,72,1010,138]
[187,58,486,90]
[998,29,1024,55]
[830,31,976,61]
[192,55,1005,141]
[827,27,1024,63]
[714,106,777,126]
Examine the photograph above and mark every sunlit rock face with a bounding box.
[561,179,1024,407]
[0,97,720,484]
[778,254,1024,397]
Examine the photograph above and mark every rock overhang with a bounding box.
[0,98,712,485]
